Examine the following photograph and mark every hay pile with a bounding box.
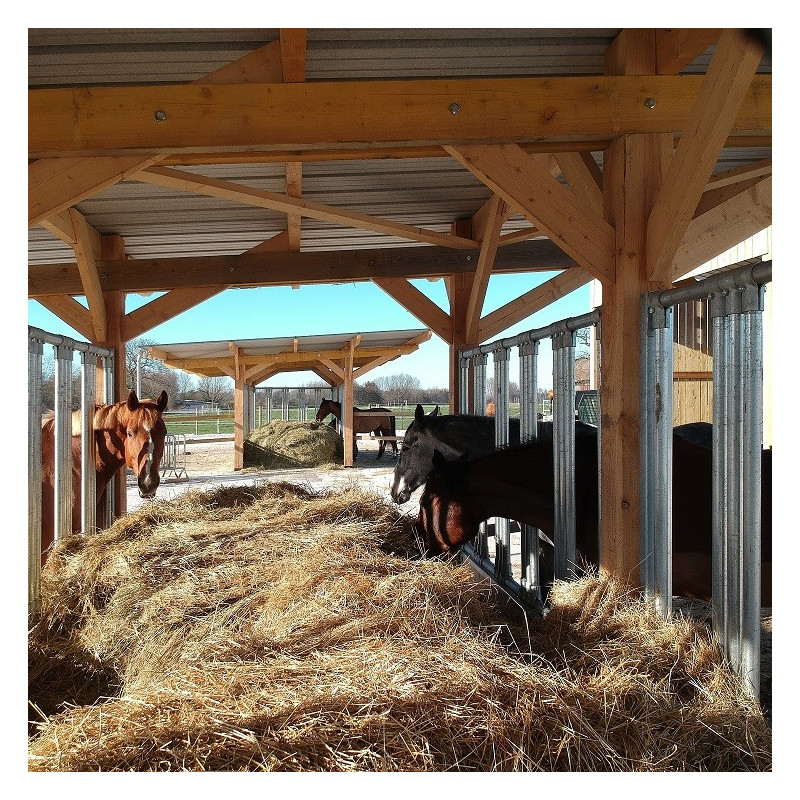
[243,420,342,469]
[29,482,771,772]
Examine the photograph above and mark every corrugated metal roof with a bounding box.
[28,29,772,273]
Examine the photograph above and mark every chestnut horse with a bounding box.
[417,432,772,604]
[315,398,397,459]
[40,390,168,562]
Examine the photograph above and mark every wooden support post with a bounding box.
[600,30,672,588]
[343,338,356,466]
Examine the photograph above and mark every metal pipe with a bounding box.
[80,350,97,536]
[28,336,44,621]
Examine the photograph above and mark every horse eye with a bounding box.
[127,430,134,438]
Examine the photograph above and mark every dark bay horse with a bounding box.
[315,398,397,459]
[40,390,168,561]
[416,432,772,604]
[390,403,597,504]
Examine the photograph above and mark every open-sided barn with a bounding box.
[28,26,772,592]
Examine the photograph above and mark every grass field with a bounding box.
[162,403,550,436]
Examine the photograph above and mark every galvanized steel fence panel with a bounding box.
[28,326,115,622]
[642,259,771,698]
[458,310,601,609]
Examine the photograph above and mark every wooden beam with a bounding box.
[647,29,765,281]
[478,269,593,343]
[555,152,604,215]
[280,29,307,83]
[34,295,93,341]
[372,278,452,342]
[656,29,722,74]
[446,144,616,283]
[39,210,77,246]
[29,75,771,158]
[29,239,577,298]
[134,166,475,249]
[68,208,106,341]
[194,41,283,85]
[29,155,161,227]
[122,287,226,341]
[149,134,768,167]
[672,175,771,280]
[466,195,506,342]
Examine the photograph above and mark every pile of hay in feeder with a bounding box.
[29,482,771,772]
[243,419,342,469]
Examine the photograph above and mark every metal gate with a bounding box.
[28,326,116,621]
[642,258,772,698]
[458,311,601,609]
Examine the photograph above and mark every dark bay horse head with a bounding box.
[97,390,169,499]
[315,398,340,423]
[391,404,523,505]
[391,404,472,504]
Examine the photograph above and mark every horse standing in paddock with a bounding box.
[314,398,397,459]
[416,432,772,605]
[40,390,168,562]
[390,403,597,505]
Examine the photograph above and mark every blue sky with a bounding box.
[27,272,594,390]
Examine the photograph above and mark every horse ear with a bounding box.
[430,406,439,417]
[415,404,425,422]
[127,390,139,411]
[156,390,168,412]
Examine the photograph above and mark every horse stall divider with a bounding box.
[642,259,771,698]
[458,310,601,609]
[28,326,115,622]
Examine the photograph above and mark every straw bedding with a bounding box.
[29,482,771,771]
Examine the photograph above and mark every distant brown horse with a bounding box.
[315,398,397,459]
[40,390,168,563]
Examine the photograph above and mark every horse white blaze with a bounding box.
[141,424,154,481]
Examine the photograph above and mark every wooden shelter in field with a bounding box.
[28,28,772,593]
[147,329,431,467]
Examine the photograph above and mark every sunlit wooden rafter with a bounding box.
[132,166,475,249]
[29,75,770,159]
[646,28,766,281]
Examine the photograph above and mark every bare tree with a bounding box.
[197,376,233,407]
[374,373,421,405]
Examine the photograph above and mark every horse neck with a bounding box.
[428,416,497,457]
[462,444,556,532]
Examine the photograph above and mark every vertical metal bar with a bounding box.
[473,353,489,560]
[28,335,44,621]
[267,388,273,423]
[725,313,744,671]
[458,356,470,414]
[53,344,74,543]
[492,346,511,580]
[552,330,577,579]
[519,339,542,600]
[640,302,656,599]
[80,350,97,536]
[299,387,307,422]
[101,354,115,528]
[740,305,763,697]
[712,313,728,640]
[653,315,674,617]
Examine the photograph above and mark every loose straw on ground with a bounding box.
[29,482,771,771]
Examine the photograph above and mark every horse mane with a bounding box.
[93,398,163,432]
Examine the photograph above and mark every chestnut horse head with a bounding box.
[96,390,169,499]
